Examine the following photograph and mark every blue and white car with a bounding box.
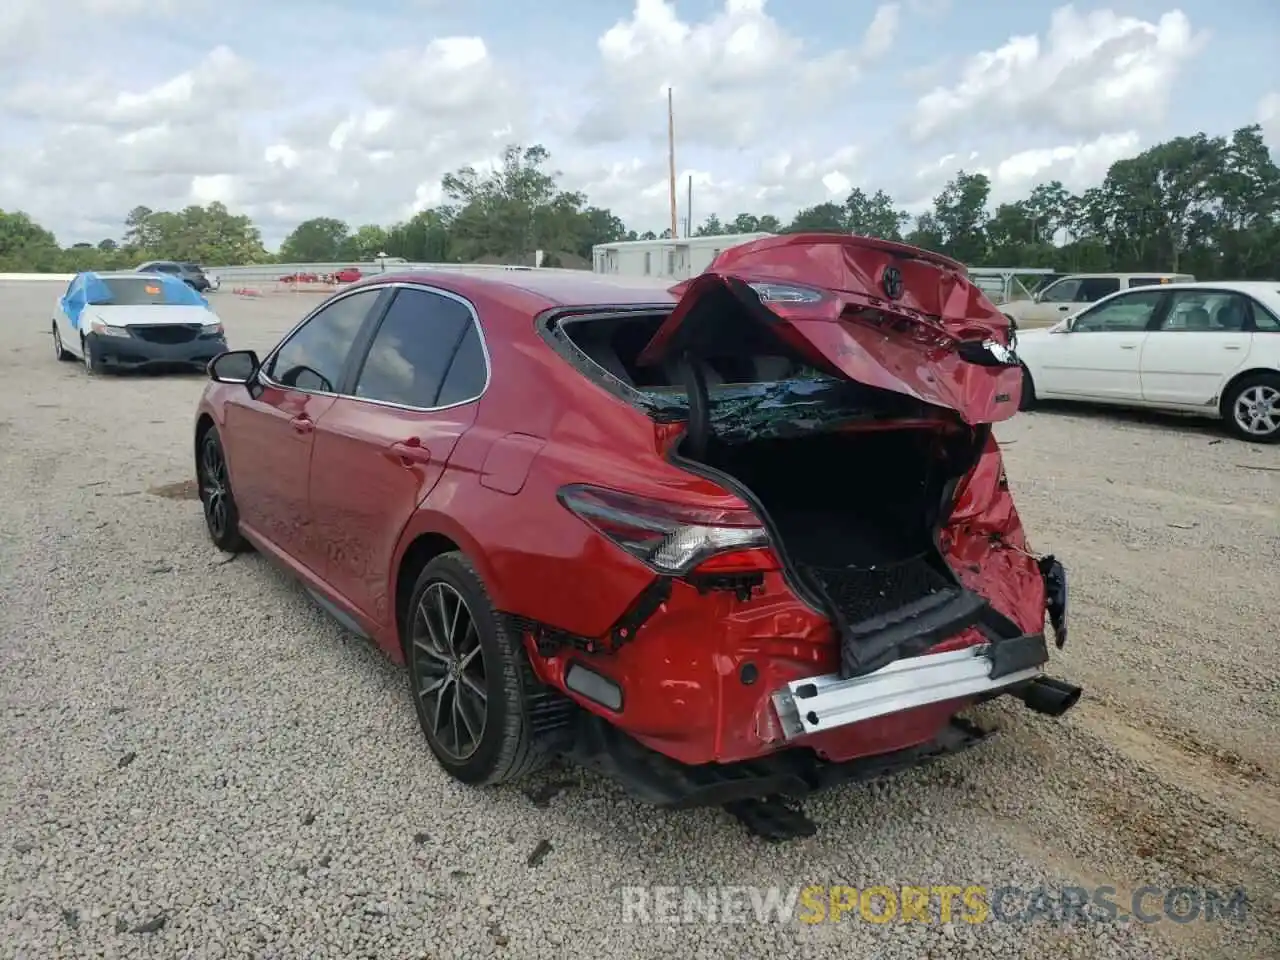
[51,270,229,374]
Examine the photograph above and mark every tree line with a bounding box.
[1,127,1276,279]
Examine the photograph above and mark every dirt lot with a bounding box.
[2,280,1277,959]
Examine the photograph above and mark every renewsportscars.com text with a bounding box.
[619,884,1251,926]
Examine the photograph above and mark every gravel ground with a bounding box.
[2,281,1277,959]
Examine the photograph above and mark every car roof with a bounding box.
[349,268,679,311]
[1097,280,1280,313]
[82,270,171,279]
[1062,271,1190,278]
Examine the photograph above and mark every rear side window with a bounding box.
[436,324,487,406]
[266,288,382,393]
[353,288,478,408]
[1127,277,1166,288]
[1076,277,1122,300]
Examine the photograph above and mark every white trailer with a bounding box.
[592,232,775,281]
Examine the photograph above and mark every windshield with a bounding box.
[86,276,206,307]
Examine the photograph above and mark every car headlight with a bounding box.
[203,322,224,336]
[89,320,129,337]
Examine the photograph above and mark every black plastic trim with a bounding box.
[987,631,1049,680]
[841,587,989,678]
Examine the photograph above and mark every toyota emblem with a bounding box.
[882,265,904,300]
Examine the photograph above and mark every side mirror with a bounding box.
[208,349,259,384]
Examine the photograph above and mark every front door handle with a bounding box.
[1224,344,1242,351]
[290,416,314,434]
[1119,344,1137,350]
[388,440,431,466]
[1058,305,1071,311]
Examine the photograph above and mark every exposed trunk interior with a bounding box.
[553,307,975,640]
[680,428,960,627]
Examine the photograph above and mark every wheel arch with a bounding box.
[194,412,216,463]
[1218,367,1280,417]
[392,516,503,662]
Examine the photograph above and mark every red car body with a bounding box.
[195,234,1076,820]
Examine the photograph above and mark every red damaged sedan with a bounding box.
[194,234,1076,837]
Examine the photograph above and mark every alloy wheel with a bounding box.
[411,582,488,761]
[52,326,62,360]
[199,435,230,540]
[1233,384,1279,438]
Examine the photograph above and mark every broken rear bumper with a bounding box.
[773,634,1067,740]
[773,556,1076,741]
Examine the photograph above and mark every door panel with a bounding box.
[308,287,488,624]
[1034,290,1164,400]
[224,287,387,572]
[223,388,336,569]
[1140,290,1255,406]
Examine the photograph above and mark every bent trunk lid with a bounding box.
[635,233,1022,425]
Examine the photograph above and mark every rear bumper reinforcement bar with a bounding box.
[772,637,1047,740]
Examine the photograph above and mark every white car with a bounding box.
[1014,281,1280,443]
[52,270,229,375]
[1003,272,1195,328]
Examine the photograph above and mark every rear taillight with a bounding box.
[558,483,771,575]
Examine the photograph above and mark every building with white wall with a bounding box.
[591,232,775,281]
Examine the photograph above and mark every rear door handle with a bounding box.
[1119,344,1137,350]
[389,440,431,466]
[290,416,314,434]
[1224,344,1242,351]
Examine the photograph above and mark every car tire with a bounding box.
[81,336,104,375]
[1018,364,1036,411]
[406,552,551,786]
[52,322,73,361]
[1221,372,1280,444]
[197,426,251,552]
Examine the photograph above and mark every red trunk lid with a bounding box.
[636,233,1022,425]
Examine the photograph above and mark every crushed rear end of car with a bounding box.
[530,234,1077,823]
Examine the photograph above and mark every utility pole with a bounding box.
[667,87,678,239]
[687,175,693,237]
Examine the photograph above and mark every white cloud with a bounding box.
[860,4,900,62]
[1260,93,1280,151]
[0,0,1267,250]
[4,47,260,127]
[911,6,1206,142]
[0,0,182,65]
[573,0,879,148]
[902,131,1141,215]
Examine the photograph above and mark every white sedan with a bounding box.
[52,270,229,375]
[1014,281,1280,443]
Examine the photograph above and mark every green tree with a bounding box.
[785,202,848,233]
[844,188,909,240]
[280,217,351,262]
[384,210,451,262]
[931,171,991,264]
[442,144,586,261]
[0,209,62,271]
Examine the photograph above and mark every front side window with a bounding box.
[1071,290,1165,333]
[265,289,383,393]
[1039,278,1081,302]
[353,288,480,408]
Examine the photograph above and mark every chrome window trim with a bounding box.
[256,280,493,413]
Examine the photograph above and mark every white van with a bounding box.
[1003,272,1195,328]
